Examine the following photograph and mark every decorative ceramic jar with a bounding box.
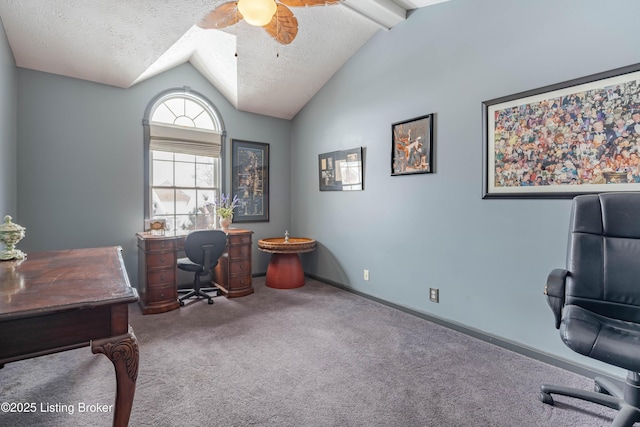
[219,215,233,231]
[0,215,26,260]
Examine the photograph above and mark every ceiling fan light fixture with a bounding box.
[237,0,277,26]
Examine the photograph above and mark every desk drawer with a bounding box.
[147,282,177,303]
[227,275,252,288]
[146,240,176,252]
[147,253,176,268]
[228,234,252,245]
[227,244,250,258]
[229,260,250,274]
[148,269,175,285]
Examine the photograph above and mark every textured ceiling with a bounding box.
[0,0,450,119]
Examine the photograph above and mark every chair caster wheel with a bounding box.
[540,392,554,405]
[208,298,214,305]
[179,300,185,307]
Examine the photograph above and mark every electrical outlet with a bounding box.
[429,288,439,303]
[364,269,369,281]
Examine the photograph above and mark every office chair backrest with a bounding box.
[183,229,228,269]
[566,192,640,323]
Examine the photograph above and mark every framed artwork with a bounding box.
[231,139,269,222]
[144,219,166,235]
[391,114,434,176]
[319,147,364,191]
[483,63,640,199]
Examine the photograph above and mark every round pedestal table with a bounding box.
[258,237,316,289]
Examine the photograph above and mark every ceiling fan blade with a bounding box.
[263,4,298,45]
[198,2,243,29]
[279,0,341,6]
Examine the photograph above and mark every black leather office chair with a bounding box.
[177,229,227,306]
[541,192,640,426]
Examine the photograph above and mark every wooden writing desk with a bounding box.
[0,246,139,427]
[136,228,253,314]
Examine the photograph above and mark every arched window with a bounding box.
[143,87,226,231]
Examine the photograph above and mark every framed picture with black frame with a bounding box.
[319,147,364,191]
[231,139,269,222]
[483,63,640,199]
[391,114,434,176]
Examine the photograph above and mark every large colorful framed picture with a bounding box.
[483,63,640,199]
[231,139,269,222]
[391,114,434,176]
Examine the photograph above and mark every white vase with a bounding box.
[219,215,232,231]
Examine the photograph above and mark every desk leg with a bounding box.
[92,326,139,427]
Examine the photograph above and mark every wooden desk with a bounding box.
[136,228,253,314]
[0,246,139,427]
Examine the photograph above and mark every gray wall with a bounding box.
[0,20,17,220]
[16,64,291,281]
[291,0,640,377]
[6,0,640,379]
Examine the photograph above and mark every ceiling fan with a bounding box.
[198,0,342,45]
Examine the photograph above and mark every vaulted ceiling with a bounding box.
[0,0,449,119]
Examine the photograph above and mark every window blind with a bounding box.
[149,123,221,158]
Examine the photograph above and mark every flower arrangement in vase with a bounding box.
[214,193,239,231]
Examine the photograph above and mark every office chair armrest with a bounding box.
[545,268,568,330]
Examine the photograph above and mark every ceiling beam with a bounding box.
[342,0,407,30]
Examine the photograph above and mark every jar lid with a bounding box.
[0,215,25,233]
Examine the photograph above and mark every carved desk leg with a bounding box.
[92,326,139,427]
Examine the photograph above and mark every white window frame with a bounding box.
[142,87,226,231]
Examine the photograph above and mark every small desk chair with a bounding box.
[177,229,227,306]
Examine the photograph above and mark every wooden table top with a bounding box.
[136,228,253,240]
[0,246,138,321]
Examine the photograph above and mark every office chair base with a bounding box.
[178,288,218,306]
[541,374,640,427]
